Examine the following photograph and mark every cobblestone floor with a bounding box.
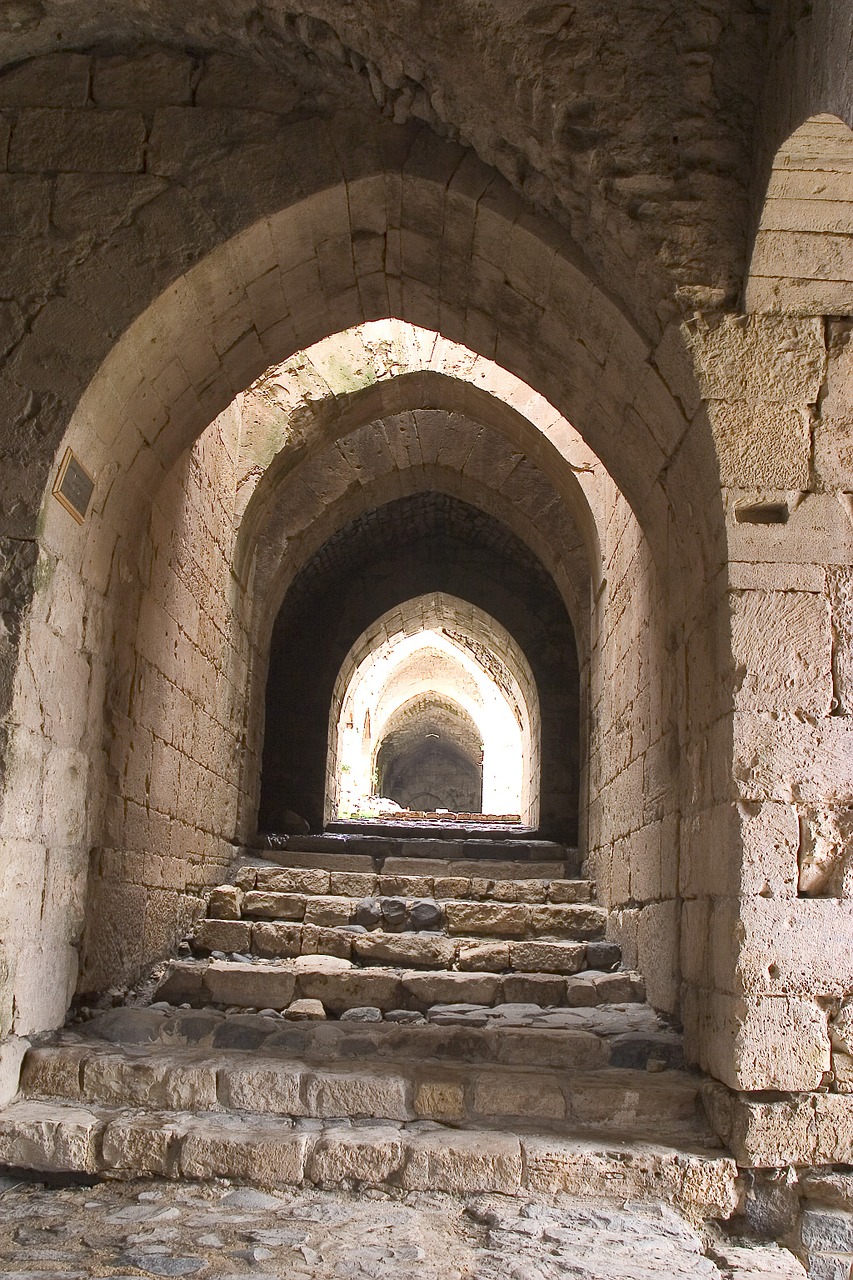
[0,1174,804,1279]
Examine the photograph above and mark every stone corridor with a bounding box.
[0,1,850,1276]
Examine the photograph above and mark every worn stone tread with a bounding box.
[76,1002,684,1071]
[20,1040,704,1132]
[0,1097,739,1216]
[238,864,595,901]
[155,957,639,1013]
[193,921,616,975]
[252,850,574,879]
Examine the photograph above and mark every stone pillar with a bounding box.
[684,312,853,1094]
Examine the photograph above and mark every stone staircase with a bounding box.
[0,829,742,1221]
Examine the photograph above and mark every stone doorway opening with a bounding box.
[326,592,540,825]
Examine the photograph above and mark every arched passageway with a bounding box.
[260,497,570,837]
[326,592,539,824]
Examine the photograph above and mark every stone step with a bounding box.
[20,1040,702,1135]
[260,830,577,863]
[0,1098,738,1218]
[217,891,606,941]
[236,865,594,902]
[154,957,643,1014]
[78,1000,684,1071]
[255,848,575,879]
[193,919,620,975]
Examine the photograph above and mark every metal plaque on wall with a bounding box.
[52,448,95,524]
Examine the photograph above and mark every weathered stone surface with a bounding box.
[402,971,501,1008]
[308,1124,404,1184]
[402,1129,523,1194]
[251,922,304,958]
[521,1133,739,1218]
[472,1071,566,1120]
[457,941,510,971]
[414,1080,466,1120]
[284,998,326,1021]
[194,918,252,954]
[353,931,456,968]
[510,940,585,973]
[202,962,296,1011]
[207,884,243,919]
[305,1070,409,1120]
[181,1116,310,1184]
[296,968,403,1013]
[21,1044,87,1100]
[222,1062,304,1115]
[702,1080,853,1168]
[242,892,307,920]
[0,1100,103,1173]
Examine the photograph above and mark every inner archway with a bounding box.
[376,695,484,814]
[327,593,537,823]
[260,496,571,838]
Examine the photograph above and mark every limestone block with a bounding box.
[736,898,853,997]
[534,904,606,939]
[520,1133,739,1218]
[181,1116,310,1185]
[590,972,645,1003]
[702,1081,853,1167]
[330,872,379,897]
[548,880,595,904]
[489,879,547,903]
[402,970,501,1008]
[242,891,306,920]
[223,1063,304,1115]
[285,998,326,1021]
[203,962,296,1010]
[502,973,566,1006]
[0,52,91,106]
[732,714,853,808]
[194,918,252,954]
[0,1100,103,1173]
[252,922,303,958]
[300,925,353,959]
[83,1051,218,1110]
[414,1080,466,1120]
[260,868,331,895]
[10,109,146,173]
[353,932,456,968]
[686,314,825,404]
[102,1113,188,1175]
[0,1036,30,1104]
[208,885,243,919]
[637,900,679,1013]
[564,976,600,1007]
[295,968,403,1013]
[20,1045,85,1100]
[303,897,353,928]
[444,902,528,937]
[379,875,434,897]
[305,1070,410,1121]
[730,590,832,715]
[402,1129,522,1194]
[472,1072,566,1120]
[709,402,811,489]
[699,992,830,1091]
[308,1125,404,1185]
[155,962,207,1006]
[457,941,510,971]
[433,877,472,898]
[92,50,193,108]
[510,941,585,974]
